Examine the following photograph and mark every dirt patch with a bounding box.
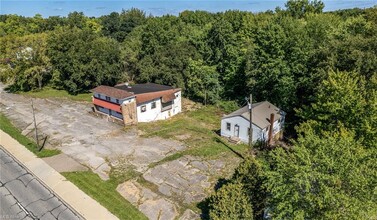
[182,98,202,112]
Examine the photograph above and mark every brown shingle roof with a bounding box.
[136,89,179,104]
[91,85,135,99]
[222,101,284,129]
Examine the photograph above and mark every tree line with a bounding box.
[1,0,376,219]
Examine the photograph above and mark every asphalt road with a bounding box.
[0,147,81,220]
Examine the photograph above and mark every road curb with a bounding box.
[0,130,119,220]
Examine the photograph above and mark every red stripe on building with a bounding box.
[93,97,122,113]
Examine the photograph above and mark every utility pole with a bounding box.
[31,99,39,148]
[248,94,253,148]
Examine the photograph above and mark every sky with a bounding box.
[1,0,377,17]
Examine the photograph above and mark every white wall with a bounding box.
[221,116,263,144]
[137,91,182,122]
[221,114,285,144]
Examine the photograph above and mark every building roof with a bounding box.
[115,83,178,94]
[222,101,284,129]
[91,85,135,99]
[136,89,179,104]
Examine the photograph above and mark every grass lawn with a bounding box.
[138,105,249,167]
[0,113,60,157]
[19,87,92,102]
[62,171,147,220]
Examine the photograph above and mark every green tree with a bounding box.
[209,181,253,220]
[265,129,377,219]
[285,0,324,18]
[47,27,121,94]
[297,70,376,148]
[101,8,146,42]
[184,59,221,104]
[0,33,52,91]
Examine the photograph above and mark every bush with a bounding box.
[209,181,253,220]
[217,100,239,113]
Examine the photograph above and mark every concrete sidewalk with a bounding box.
[0,130,118,220]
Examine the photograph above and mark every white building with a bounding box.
[91,83,181,125]
[221,101,285,144]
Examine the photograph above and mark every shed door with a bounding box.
[234,124,240,137]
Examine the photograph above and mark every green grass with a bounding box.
[0,113,60,157]
[138,105,249,168]
[19,87,92,102]
[62,171,147,220]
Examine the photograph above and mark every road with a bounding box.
[0,147,81,220]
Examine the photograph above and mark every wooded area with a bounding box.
[1,0,376,219]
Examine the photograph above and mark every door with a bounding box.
[234,124,240,137]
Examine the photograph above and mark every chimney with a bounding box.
[268,113,275,146]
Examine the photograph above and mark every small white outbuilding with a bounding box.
[220,101,285,144]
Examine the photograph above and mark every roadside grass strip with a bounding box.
[0,113,60,157]
[62,171,147,220]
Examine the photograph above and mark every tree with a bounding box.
[101,8,146,42]
[244,21,296,111]
[297,70,376,148]
[285,0,324,18]
[0,33,52,91]
[47,27,121,94]
[265,129,377,219]
[209,181,253,220]
[184,59,221,104]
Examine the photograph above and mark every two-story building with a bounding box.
[91,83,182,125]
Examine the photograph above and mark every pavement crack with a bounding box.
[25,193,54,208]
[56,207,68,219]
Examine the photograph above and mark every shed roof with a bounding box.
[91,85,135,99]
[222,101,284,129]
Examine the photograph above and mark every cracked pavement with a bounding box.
[0,147,80,220]
[0,83,186,180]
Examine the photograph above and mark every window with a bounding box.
[116,99,119,104]
[98,94,101,99]
[151,102,156,109]
[176,94,179,98]
[226,122,231,131]
[106,96,111,101]
[141,105,146,112]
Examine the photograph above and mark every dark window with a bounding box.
[116,99,119,104]
[226,122,231,131]
[141,105,146,112]
[176,94,179,98]
[151,102,156,109]
[98,94,101,99]
[106,96,111,101]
